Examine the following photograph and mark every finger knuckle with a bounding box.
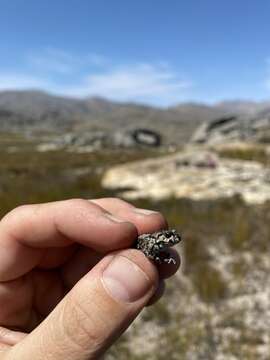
[111,197,134,208]
[69,198,104,215]
[0,204,36,227]
[102,197,134,207]
[67,198,89,210]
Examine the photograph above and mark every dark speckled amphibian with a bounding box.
[135,229,181,265]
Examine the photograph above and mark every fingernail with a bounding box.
[103,213,126,223]
[133,208,159,216]
[102,256,152,303]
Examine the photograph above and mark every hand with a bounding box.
[0,198,180,360]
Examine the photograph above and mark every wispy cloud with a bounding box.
[26,48,108,74]
[62,63,191,104]
[0,48,192,106]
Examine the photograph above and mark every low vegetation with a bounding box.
[216,143,270,164]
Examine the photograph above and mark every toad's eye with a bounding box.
[158,243,164,249]
[153,244,160,252]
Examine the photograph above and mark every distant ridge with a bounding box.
[0,90,269,143]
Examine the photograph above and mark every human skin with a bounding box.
[0,198,180,360]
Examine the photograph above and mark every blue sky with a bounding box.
[0,0,270,106]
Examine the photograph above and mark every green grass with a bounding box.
[0,141,163,217]
[217,144,269,165]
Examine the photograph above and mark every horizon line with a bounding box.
[0,88,270,109]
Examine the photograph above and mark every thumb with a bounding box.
[7,250,158,360]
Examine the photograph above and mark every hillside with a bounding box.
[0,91,227,143]
[1,91,270,146]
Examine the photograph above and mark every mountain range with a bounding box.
[1,90,270,143]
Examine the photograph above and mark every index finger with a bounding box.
[0,199,138,281]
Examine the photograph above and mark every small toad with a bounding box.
[135,229,181,265]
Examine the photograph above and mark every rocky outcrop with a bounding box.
[102,148,270,204]
[36,128,163,152]
[112,128,162,148]
[191,113,270,145]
